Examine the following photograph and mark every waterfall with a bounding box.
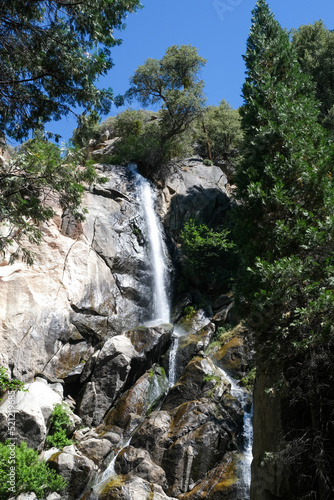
[130,165,170,324]
[168,332,179,387]
[218,367,253,498]
[100,437,132,482]
[130,165,182,388]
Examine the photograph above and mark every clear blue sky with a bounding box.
[47,0,334,143]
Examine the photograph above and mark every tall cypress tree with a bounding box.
[235,1,334,498]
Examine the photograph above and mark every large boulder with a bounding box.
[158,159,230,243]
[161,356,232,411]
[100,365,168,439]
[115,445,168,489]
[76,438,112,465]
[178,454,239,499]
[78,325,173,426]
[129,355,244,497]
[47,445,96,500]
[0,379,62,450]
[97,475,178,500]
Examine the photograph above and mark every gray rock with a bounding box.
[0,165,159,383]
[47,445,96,500]
[45,494,62,500]
[97,475,178,500]
[161,356,230,411]
[76,438,112,465]
[101,365,168,437]
[212,302,234,327]
[159,161,229,243]
[0,380,62,450]
[78,335,139,426]
[115,445,168,489]
[78,326,173,427]
[16,494,38,500]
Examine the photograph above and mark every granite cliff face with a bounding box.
[0,154,253,500]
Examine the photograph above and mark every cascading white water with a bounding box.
[218,367,253,498]
[130,165,182,388]
[131,165,170,324]
[100,437,132,481]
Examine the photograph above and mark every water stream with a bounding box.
[218,367,253,498]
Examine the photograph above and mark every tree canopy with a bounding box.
[0,0,141,141]
[292,20,334,131]
[123,45,207,141]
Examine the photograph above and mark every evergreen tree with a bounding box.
[292,21,334,131]
[235,1,334,498]
[0,0,141,141]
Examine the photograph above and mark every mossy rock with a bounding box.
[178,452,239,499]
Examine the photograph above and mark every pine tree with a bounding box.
[235,2,334,498]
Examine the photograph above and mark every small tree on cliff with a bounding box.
[117,45,206,176]
[235,1,334,497]
[125,45,207,141]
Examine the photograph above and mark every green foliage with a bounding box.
[215,324,233,339]
[203,159,213,166]
[196,100,243,165]
[71,111,101,149]
[99,108,193,179]
[240,367,256,390]
[0,0,141,141]
[125,45,207,137]
[0,367,27,400]
[0,441,66,499]
[235,1,334,496]
[113,45,206,177]
[46,404,73,450]
[180,219,237,293]
[183,305,197,318]
[292,20,334,132]
[0,135,102,263]
[203,374,220,384]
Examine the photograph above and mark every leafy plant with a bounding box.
[240,367,256,391]
[0,0,141,141]
[180,219,237,292]
[0,441,66,499]
[203,158,213,166]
[46,404,73,449]
[0,367,27,400]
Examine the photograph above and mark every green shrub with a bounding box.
[97,108,194,180]
[46,404,73,449]
[183,305,197,318]
[0,367,27,401]
[203,158,213,166]
[240,367,256,391]
[0,441,66,499]
[180,219,237,293]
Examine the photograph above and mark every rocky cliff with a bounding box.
[0,153,253,500]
